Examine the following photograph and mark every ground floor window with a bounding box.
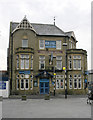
[20,79,24,90]
[78,79,81,89]
[20,79,29,90]
[74,79,77,89]
[56,79,64,89]
[73,74,82,89]
[25,79,29,90]
[69,75,72,89]
[31,79,33,89]
[16,79,19,89]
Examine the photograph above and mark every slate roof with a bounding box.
[11,22,76,40]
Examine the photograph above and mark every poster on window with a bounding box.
[45,41,56,48]
[0,81,6,89]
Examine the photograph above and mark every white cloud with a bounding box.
[0,0,92,70]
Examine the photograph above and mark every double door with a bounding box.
[40,79,49,94]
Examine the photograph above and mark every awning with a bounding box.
[35,71,53,78]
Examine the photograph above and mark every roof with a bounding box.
[11,22,66,36]
[10,17,76,40]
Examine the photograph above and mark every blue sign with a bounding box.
[52,81,54,85]
[19,71,30,74]
[45,41,56,48]
[85,71,89,75]
[0,81,6,89]
[84,79,87,83]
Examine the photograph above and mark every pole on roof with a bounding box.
[54,16,55,26]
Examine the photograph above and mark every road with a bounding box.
[1,97,91,118]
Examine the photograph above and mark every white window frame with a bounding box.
[22,39,28,48]
[56,61,62,70]
[56,40,61,50]
[25,74,29,79]
[16,79,19,90]
[39,40,45,49]
[20,54,29,69]
[56,79,60,89]
[71,41,72,49]
[73,79,78,89]
[78,79,81,89]
[73,59,77,70]
[31,79,33,90]
[39,56,45,70]
[69,79,72,89]
[31,55,33,70]
[25,59,29,69]
[77,60,81,70]
[69,60,72,70]
[69,75,72,89]
[56,79,64,89]
[16,55,19,70]
[25,79,29,90]
[39,61,45,70]
[20,79,24,90]
[56,56,62,70]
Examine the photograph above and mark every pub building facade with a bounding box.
[7,17,88,95]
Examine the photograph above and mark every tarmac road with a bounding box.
[1,97,91,118]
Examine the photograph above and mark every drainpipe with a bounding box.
[10,33,13,94]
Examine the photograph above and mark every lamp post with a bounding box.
[53,67,56,96]
[63,42,67,99]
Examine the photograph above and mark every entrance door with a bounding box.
[40,79,49,94]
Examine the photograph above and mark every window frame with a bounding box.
[39,40,45,49]
[22,39,28,48]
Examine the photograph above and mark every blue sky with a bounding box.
[0,0,92,70]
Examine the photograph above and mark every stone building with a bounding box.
[7,17,88,95]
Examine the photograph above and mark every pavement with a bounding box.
[0,96,92,119]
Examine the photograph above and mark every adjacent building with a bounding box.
[7,17,88,95]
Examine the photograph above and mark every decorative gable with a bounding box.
[12,16,36,33]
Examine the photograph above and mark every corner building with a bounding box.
[7,17,88,95]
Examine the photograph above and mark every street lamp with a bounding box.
[63,42,67,99]
[53,67,56,96]
[63,67,67,99]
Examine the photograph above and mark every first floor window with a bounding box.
[56,61,62,70]
[25,59,29,69]
[31,55,33,69]
[21,59,25,69]
[69,60,72,69]
[16,55,19,69]
[73,60,76,69]
[20,79,24,90]
[20,54,29,69]
[39,61,45,69]
[16,79,19,89]
[39,40,44,49]
[77,60,81,69]
[56,40,61,50]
